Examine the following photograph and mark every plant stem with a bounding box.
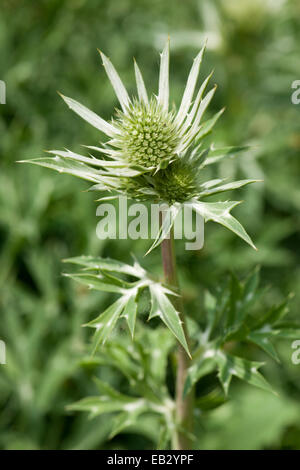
[161,228,194,450]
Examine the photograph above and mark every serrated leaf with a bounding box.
[243,266,260,308]
[248,332,280,362]
[59,93,116,136]
[109,411,136,439]
[145,203,181,255]
[195,388,226,411]
[195,108,225,142]
[121,289,139,338]
[184,355,217,396]
[191,200,256,250]
[253,300,290,330]
[149,283,190,357]
[86,297,127,352]
[198,179,261,198]
[216,352,275,396]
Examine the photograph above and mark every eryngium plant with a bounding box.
[23,41,258,253]
[21,41,299,450]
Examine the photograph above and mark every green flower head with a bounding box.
[153,159,199,204]
[23,39,260,252]
[113,98,179,169]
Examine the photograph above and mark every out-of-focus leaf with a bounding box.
[184,355,217,396]
[248,332,280,362]
[145,203,181,255]
[216,352,274,396]
[199,179,260,198]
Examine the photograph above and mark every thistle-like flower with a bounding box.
[22,40,260,252]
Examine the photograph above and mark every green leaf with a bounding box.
[157,424,172,450]
[216,352,274,396]
[270,328,300,339]
[178,72,213,146]
[203,145,250,166]
[59,93,116,136]
[191,200,256,250]
[85,297,127,352]
[204,288,229,338]
[184,355,217,396]
[100,343,141,382]
[158,39,169,111]
[248,332,280,362]
[149,283,190,357]
[145,328,175,384]
[68,393,146,421]
[121,288,139,338]
[220,268,261,340]
[195,388,226,411]
[47,149,123,168]
[185,86,217,146]
[109,399,149,439]
[226,273,243,330]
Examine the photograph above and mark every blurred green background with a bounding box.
[0,0,300,450]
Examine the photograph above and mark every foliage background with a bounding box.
[0,0,299,449]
